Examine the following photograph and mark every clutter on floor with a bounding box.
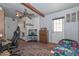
[0,50,11,56]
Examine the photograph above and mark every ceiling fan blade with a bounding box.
[29,14,34,15]
[28,16,32,19]
[16,9,34,19]
[24,14,33,16]
[16,10,23,13]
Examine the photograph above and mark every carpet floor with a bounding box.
[11,42,55,56]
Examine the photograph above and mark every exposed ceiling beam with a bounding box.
[21,3,45,17]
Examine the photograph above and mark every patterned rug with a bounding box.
[11,42,53,56]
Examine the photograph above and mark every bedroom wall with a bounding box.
[64,7,79,43]
[17,17,40,41]
[77,7,79,43]
[39,7,79,43]
[5,16,18,39]
[78,22,79,43]
[18,17,31,41]
[4,7,79,43]
[5,16,40,41]
[32,17,40,41]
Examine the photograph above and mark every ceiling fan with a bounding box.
[16,9,34,19]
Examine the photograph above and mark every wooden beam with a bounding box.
[21,3,45,17]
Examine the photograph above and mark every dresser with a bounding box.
[39,28,48,43]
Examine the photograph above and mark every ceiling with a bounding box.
[0,3,79,18]
[31,3,79,15]
[0,3,38,18]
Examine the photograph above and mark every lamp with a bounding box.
[0,34,2,38]
[16,12,22,17]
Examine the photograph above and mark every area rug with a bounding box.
[11,42,53,56]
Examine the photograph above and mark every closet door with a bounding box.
[0,10,4,38]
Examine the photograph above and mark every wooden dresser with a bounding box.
[39,28,48,43]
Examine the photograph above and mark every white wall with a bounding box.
[40,7,79,43]
[64,8,79,43]
[17,17,40,41]
[18,17,32,41]
[78,23,79,43]
[5,16,18,39]
[5,16,40,41]
[32,17,40,41]
[5,7,79,43]
[64,22,78,42]
[77,7,79,43]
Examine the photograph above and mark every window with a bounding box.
[53,18,63,32]
[66,14,70,22]
[71,12,76,22]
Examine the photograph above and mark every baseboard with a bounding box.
[19,39,57,45]
[27,40,38,42]
[19,38,27,42]
[48,42,57,45]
